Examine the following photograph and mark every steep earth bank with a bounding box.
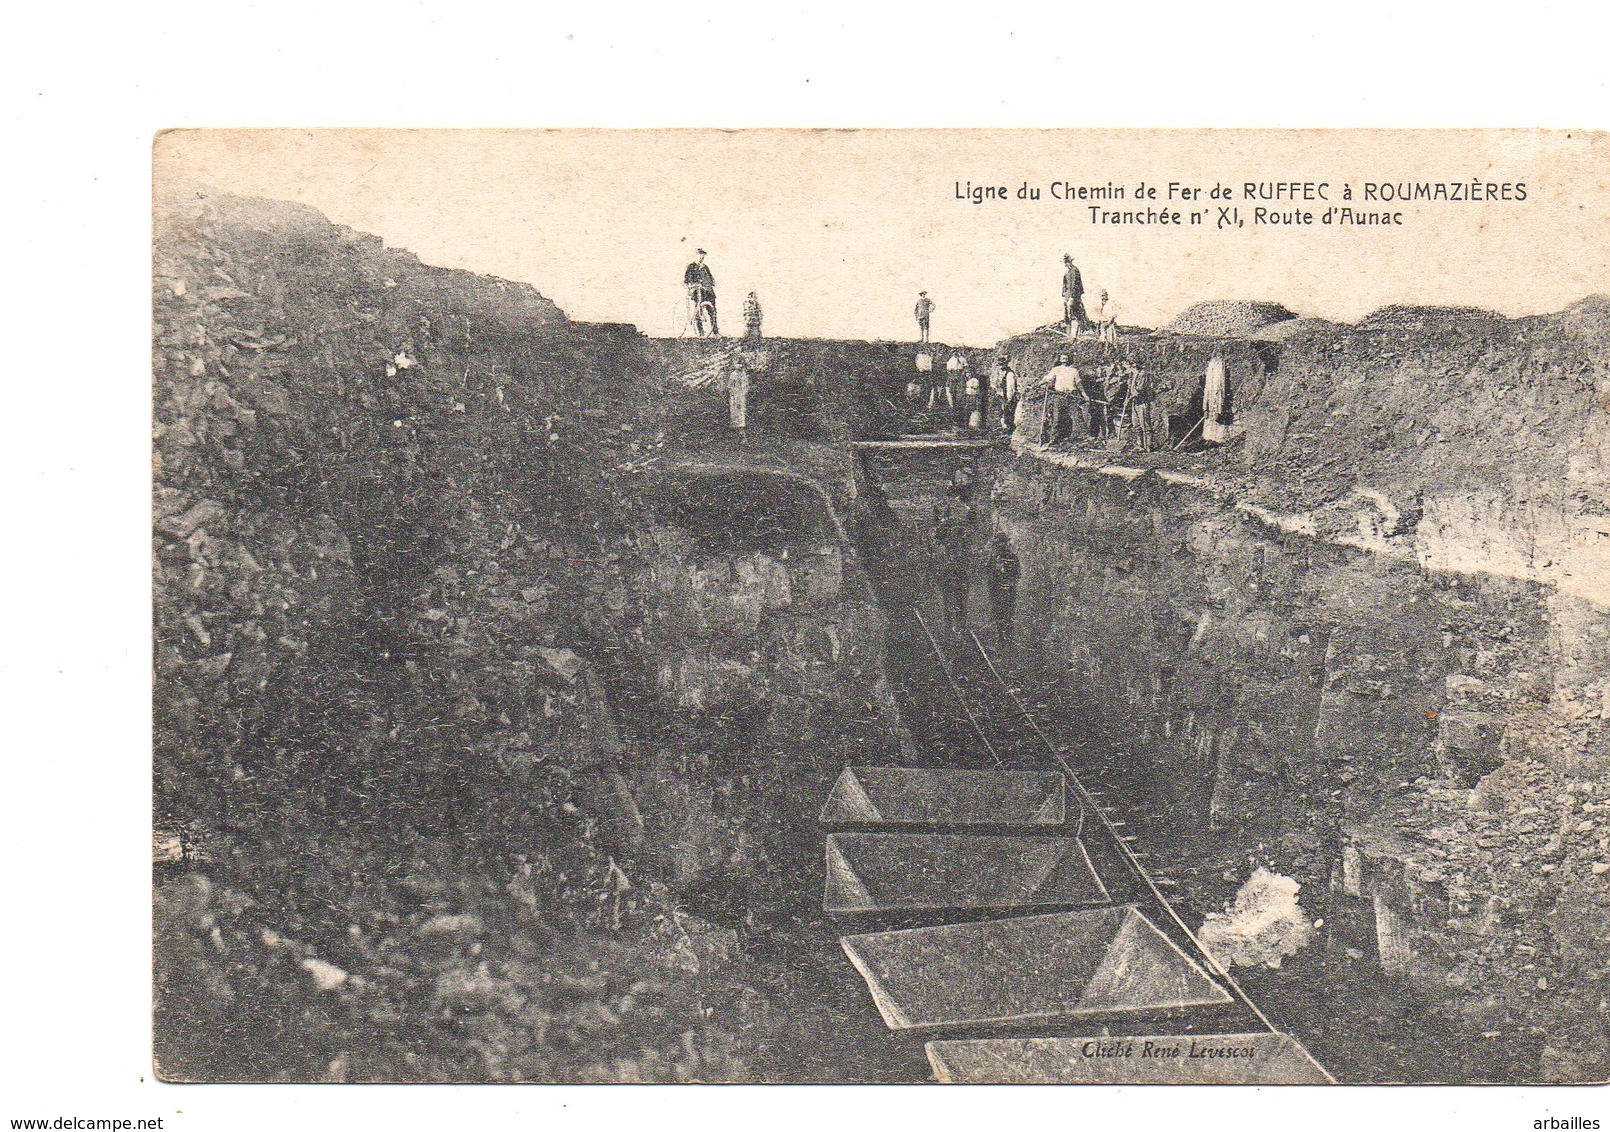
[984,456,1609,1082]
[864,298,1609,1081]
[152,190,904,1082]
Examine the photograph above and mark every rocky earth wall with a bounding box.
[152,190,902,1082]
[1236,302,1610,609]
[989,455,1609,1082]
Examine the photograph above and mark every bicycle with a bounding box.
[679,287,719,338]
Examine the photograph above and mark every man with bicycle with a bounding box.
[684,248,719,337]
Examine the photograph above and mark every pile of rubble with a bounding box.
[1165,300,1297,337]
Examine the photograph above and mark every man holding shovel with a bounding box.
[1039,350,1081,446]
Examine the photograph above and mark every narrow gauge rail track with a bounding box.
[903,604,1282,1040]
[853,443,1307,1057]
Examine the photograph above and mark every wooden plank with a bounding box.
[852,437,999,450]
[840,906,1232,1032]
[824,833,1109,914]
[819,767,1064,828]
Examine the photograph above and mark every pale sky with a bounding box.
[155,129,1608,345]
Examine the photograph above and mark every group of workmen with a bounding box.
[899,249,1138,441]
[1038,349,1158,449]
[680,249,1160,645]
[906,352,1021,433]
[684,246,1160,452]
[685,249,1111,345]
[903,346,1159,448]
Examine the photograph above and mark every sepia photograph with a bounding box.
[148,128,1609,1088]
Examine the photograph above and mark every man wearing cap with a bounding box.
[1062,254,1088,335]
[684,249,719,337]
[914,291,934,343]
[991,358,1020,434]
[1094,288,1118,344]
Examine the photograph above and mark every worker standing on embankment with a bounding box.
[728,347,758,440]
[743,291,763,338]
[727,357,749,436]
[1101,363,1128,441]
[964,365,985,431]
[915,291,934,343]
[1080,362,1108,439]
[1203,353,1231,443]
[992,357,1020,435]
[1094,289,1118,344]
[907,351,928,404]
[946,352,971,431]
[922,349,948,420]
[1040,350,1081,447]
[684,249,719,337]
[1122,362,1157,450]
[1062,254,1089,335]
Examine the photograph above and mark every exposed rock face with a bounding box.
[152,191,904,1082]
[1236,304,1610,601]
[987,454,1608,1082]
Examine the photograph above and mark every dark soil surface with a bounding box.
[153,187,1608,1085]
[152,190,910,1083]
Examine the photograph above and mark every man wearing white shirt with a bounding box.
[991,359,1020,433]
[1040,350,1081,446]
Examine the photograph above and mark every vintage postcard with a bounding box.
[151,129,1609,1086]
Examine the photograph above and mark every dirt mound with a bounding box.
[1354,304,1506,334]
[1166,300,1297,338]
[1232,289,1607,521]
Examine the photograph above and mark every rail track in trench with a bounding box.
[822,443,1334,1083]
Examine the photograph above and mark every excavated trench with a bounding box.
[625,463,930,1082]
[849,444,1588,1083]
[645,458,1273,1082]
[155,189,1606,1083]
[627,331,1607,1083]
